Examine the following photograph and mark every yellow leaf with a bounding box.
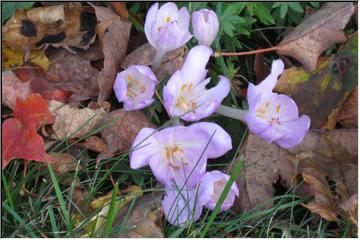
[2,47,49,70]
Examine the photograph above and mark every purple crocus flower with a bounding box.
[192,9,219,46]
[198,170,239,211]
[145,2,192,53]
[163,45,230,121]
[130,122,232,188]
[113,65,158,111]
[246,60,311,148]
[162,186,203,226]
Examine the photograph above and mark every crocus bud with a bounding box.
[113,65,158,111]
[192,9,219,46]
[144,2,192,52]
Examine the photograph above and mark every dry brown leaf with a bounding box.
[2,4,97,53]
[110,2,129,20]
[91,5,131,103]
[76,136,107,153]
[338,86,358,128]
[233,129,358,224]
[121,43,187,80]
[276,2,354,72]
[50,152,81,174]
[275,33,357,128]
[46,49,99,99]
[2,70,32,109]
[49,100,107,139]
[253,52,269,85]
[111,192,164,238]
[340,194,358,225]
[95,110,156,164]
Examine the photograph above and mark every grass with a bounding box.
[2,1,358,238]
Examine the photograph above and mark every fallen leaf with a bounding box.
[95,110,156,164]
[121,43,187,80]
[49,152,82,175]
[340,193,358,225]
[2,70,32,109]
[46,49,99,99]
[2,118,54,169]
[2,47,49,70]
[253,52,269,84]
[338,86,358,128]
[274,34,358,128]
[110,2,129,20]
[111,191,164,238]
[233,129,357,225]
[75,136,108,153]
[91,5,131,103]
[276,2,354,71]
[14,93,55,130]
[49,100,107,140]
[2,4,97,53]
[2,94,55,169]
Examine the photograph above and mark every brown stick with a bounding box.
[214,46,279,57]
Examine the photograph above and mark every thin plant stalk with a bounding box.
[152,49,166,70]
[216,104,248,123]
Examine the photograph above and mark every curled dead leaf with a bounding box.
[49,100,106,140]
[122,43,187,80]
[276,2,354,72]
[91,5,131,103]
[338,86,358,128]
[2,70,32,109]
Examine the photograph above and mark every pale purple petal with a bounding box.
[162,187,203,226]
[177,7,190,30]
[130,127,159,169]
[156,2,179,27]
[188,122,232,159]
[246,110,270,134]
[198,171,239,211]
[274,115,311,148]
[181,45,213,85]
[156,22,192,52]
[144,3,159,47]
[113,72,127,102]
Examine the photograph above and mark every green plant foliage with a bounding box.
[2,2,34,23]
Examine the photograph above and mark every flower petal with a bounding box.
[144,3,159,47]
[181,45,213,85]
[275,115,311,148]
[156,2,179,27]
[130,127,159,169]
[162,187,203,226]
[188,122,232,159]
[113,72,127,102]
[177,7,190,30]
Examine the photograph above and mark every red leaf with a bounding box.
[14,94,55,130]
[2,118,54,169]
[41,89,72,103]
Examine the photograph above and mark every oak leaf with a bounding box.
[276,2,354,72]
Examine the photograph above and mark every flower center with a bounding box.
[212,179,227,201]
[256,102,282,126]
[175,83,197,111]
[166,17,171,23]
[164,145,188,170]
[126,74,146,99]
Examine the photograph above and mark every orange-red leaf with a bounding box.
[2,118,54,169]
[14,94,55,130]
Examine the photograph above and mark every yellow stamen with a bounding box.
[276,104,281,113]
[127,75,133,82]
[180,84,187,93]
[166,17,171,23]
[188,83,193,93]
[191,102,197,109]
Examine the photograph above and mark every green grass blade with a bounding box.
[2,202,37,237]
[104,182,119,237]
[199,155,243,237]
[47,164,72,235]
[2,173,15,210]
[47,207,60,237]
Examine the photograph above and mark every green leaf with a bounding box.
[289,2,304,13]
[254,3,275,25]
[2,2,34,24]
[309,2,320,8]
[280,3,289,19]
[272,2,282,9]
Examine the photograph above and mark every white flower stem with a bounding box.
[152,50,166,71]
[216,104,248,123]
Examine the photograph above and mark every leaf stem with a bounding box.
[214,46,279,57]
[216,104,248,123]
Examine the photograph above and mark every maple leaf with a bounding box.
[14,93,55,130]
[2,94,55,170]
[2,119,54,169]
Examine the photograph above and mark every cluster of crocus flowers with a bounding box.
[113,1,311,227]
[164,45,230,121]
[130,122,238,225]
